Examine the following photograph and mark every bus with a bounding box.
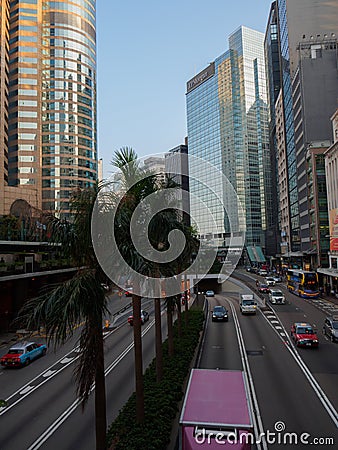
[286,269,319,298]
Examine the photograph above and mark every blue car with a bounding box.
[1,341,47,367]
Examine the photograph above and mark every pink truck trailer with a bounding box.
[179,369,254,449]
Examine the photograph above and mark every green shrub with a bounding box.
[107,309,204,449]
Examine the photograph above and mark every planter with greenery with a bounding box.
[107,309,204,450]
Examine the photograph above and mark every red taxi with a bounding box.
[291,322,319,348]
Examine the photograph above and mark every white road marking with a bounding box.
[20,386,34,395]
[60,357,74,364]
[42,370,57,378]
[27,319,156,449]
[260,307,338,428]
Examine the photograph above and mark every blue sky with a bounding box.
[96,0,272,177]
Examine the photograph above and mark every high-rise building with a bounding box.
[143,156,166,186]
[292,37,337,266]
[266,0,338,258]
[276,0,300,253]
[318,110,338,291]
[164,142,190,226]
[186,26,272,256]
[1,0,97,218]
[264,1,281,257]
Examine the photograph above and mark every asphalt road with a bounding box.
[1,279,337,449]
[0,294,166,450]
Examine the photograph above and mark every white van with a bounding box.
[239,294,257,315]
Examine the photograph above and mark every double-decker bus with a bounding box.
[286,269,319,298]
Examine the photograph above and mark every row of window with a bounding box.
[42,178,96,189]
[42,59,94,76]
[43,26,95,50]
[42,147,95,159]
[41,48,95,68]
[42,157,96,169]
[42,168,96,178]
[42,1,95,24]
[43,69,94,84]
[45,37,95,61]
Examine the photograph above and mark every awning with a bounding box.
[317,268,338,278]
[304,248,318,255]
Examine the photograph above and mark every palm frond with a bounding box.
[19,270,107,348]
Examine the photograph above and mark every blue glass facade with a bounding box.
[264,1,281,256]
[186,27,271,251]
[278,0,300,251]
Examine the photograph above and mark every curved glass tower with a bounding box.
[6,0,97,217]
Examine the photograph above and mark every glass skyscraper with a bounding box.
[2,0,97,217]
[277,0,299,252]
[265,0,338,258]
[186,26,271,253]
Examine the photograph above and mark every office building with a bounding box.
[164,142,190,226]
[318,110,338,291]
[266,0,338,258]
[292,38,337,264]
[264,2,281,257]
[186,26,271,256]
[143,156,166,186]
[1,0,97,218]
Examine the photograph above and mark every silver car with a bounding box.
[323,316,338,342]
[205,290,215,297]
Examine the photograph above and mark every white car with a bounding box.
[205,290,215,297]
[265,277,276,286]
[269,289,286,304]
[272,275,282,283]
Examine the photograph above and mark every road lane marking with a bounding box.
[20,386,34,395]
[259,307,338,428]
[60,357,74,364]
[42,370,57,378]
[27,318,156,449]
[0,323,124,416]
[227,300,268,450]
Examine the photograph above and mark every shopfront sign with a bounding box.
[329,208,338,251]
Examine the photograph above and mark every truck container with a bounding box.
[179,369,254,449]
[239,294,257,315]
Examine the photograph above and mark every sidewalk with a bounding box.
[0,331,18,350]
[318,292,338,307]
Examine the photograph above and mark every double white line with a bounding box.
[27,319,154,450]
[260,307,338,428]
[228,300,268,450]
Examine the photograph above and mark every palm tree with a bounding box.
[111,147,152,422]
[112,147,198,402]
[18,185,109,450]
